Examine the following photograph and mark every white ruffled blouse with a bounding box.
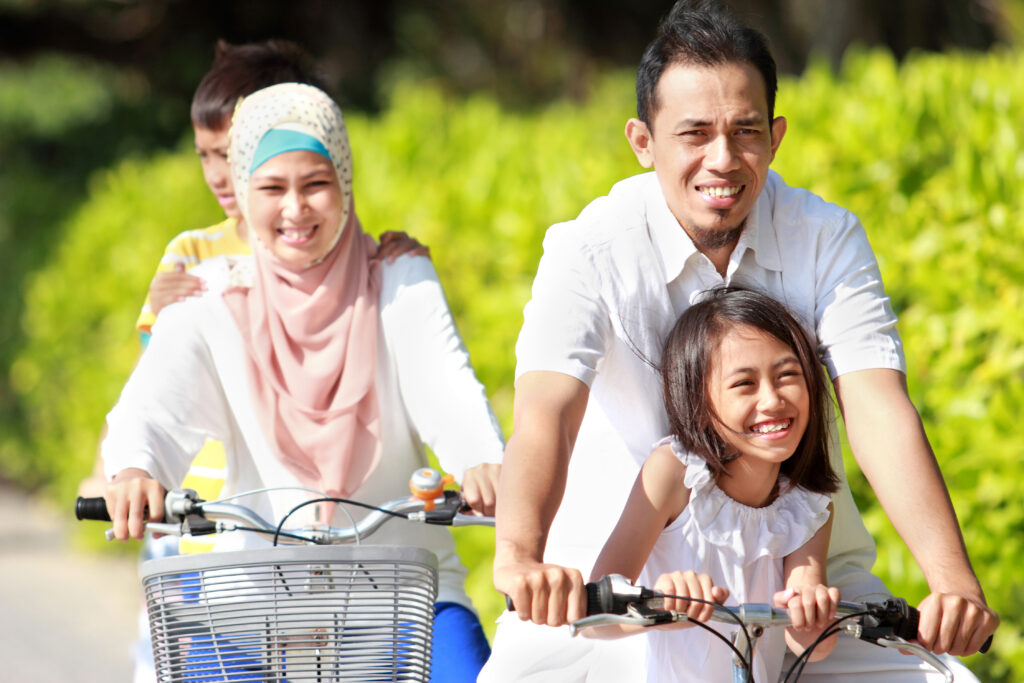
[639,436,832,683]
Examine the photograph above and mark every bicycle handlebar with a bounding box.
[508,575,990,654]
[75,467,494,544]
[74,496,111,522]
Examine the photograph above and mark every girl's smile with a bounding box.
[708,323,810,504]
[747,417,794,439]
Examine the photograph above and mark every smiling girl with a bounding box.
[587,287,841,682]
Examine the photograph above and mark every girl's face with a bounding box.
[708,323,810,475]
[248,150,343,268]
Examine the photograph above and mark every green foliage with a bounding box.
[0,54,123,139]
[0,52,182,487]
[347,78,638,422]
[7,147,222,492]
[772,48,1024,681]
[7,49,1022,677]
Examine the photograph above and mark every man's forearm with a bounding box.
[836,369,983,598]
[493,371,590,569]
[494,429,571,565]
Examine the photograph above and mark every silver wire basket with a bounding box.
[140,545,438,682]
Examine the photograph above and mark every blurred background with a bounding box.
[1,0,1022,680]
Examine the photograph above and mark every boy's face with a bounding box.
[194,124,240,219]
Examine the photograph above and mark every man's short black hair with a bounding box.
[636,0,778,129]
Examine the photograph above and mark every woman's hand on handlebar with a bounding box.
[653,570,729,626]
[460,463,500,516]
[105,468,166,541]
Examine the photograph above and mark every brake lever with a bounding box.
[104,521,183,541]
[569,613,649,636]
[569,602,678,636]
[874,637,952,683]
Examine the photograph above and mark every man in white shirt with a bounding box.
[483,1,998,681]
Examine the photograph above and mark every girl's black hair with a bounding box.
[661,287,839,494]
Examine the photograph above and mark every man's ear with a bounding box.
[625,118,655,169]
[769,116,787,161]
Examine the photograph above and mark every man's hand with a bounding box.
[492,371,591,627]
[917,591,999,656]
[836,369,1000,657]
[375,231,430,264]
[460,463,500,517]
[105,468,166,541]
[149,263,205,315]
[496,560,587,627]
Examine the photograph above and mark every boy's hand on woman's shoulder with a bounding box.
[375,231,430,264]
[149,263,205,314]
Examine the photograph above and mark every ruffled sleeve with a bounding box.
[660,436,832,565]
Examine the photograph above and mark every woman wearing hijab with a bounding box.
[102,83,504,680]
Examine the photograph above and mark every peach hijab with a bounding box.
[224,83,382,499]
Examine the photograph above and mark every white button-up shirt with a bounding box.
[515,170,905,590]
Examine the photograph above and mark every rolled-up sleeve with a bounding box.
[815,212,906,379]
[515,222,613,387]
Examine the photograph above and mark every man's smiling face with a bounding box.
[627,60,786,254]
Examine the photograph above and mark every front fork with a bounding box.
[731,623,764,683]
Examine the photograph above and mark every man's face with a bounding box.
[626,61,786,253]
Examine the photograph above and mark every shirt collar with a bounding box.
[646,171,785,282]
[645,175,699,284]
[742,175,783,273]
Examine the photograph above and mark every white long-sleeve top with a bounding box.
[103,253,505,608]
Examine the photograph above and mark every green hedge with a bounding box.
[6,48,1022,679]
[770,48,1024,681]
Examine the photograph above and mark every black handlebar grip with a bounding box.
[586,578,614,615]
[75,496,111,522]
[894,599,919,641]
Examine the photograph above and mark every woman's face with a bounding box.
[248,150,343,267]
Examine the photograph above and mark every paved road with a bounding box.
[0,483,138,682]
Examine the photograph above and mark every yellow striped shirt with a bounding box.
[137,218,249,553]
[136,218,250,334]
